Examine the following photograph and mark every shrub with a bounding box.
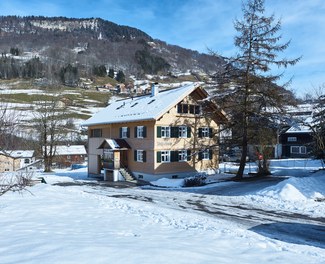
[183,173,207,187]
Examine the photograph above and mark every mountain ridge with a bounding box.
[0,15,224,81]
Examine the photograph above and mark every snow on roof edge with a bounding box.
[82,82,201,127]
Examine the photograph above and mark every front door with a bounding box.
[120,150,128,168]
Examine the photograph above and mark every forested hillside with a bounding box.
[0,16,224,85]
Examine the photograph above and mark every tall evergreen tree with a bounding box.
[212,0,299,179]
[115,70,125,83]
[108,68,115,78]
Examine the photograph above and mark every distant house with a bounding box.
[0,150,36,172]
[82,83,227,182]
[278,104,315,159]
[51,145,87,168]
[279,124,313,158]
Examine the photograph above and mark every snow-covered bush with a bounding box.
[183,173,207,187]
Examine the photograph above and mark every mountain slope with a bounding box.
[0,16,224,79]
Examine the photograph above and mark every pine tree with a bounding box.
[213,0,299,179]
[108,68,115,78]
[115,70,125,83]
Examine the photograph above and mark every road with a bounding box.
[60,176,325,249]
[116,176,325,249]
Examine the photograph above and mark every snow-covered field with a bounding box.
[0,159,324,263]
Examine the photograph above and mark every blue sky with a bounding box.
[1,0,324,97]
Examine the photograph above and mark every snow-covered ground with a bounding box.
[0,159,324,263]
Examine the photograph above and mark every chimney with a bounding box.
[151,82,159,96]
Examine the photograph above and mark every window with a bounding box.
[288,137,297,142]
[179,126,187,138]
[135,126,146,138]
[199,127,212,138]
[134,150,146,162]
[177,103,200,114]
[202,150,210,160]
[291,146,306,154]
[90,128,102,138]
[120,127,129,138]
[202,127,209,137]
[199,149,212,160]
[157,150,171,163]
[24,158,30,164]
[189,105,195,114]
[178,150,187,162]
[67,155,71,160]
[161,126,171,138]
[103,149,114,161]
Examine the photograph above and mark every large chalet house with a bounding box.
[83,83,227,182]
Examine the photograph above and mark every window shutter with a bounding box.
[171,127,179,138]
[134,127,138,138]
[134,150,137,161]
[127,127,130,138]
[198,151,203,161]
[119,127,122,138]
[187,127,191,138]
[157,126,161,138]
[187,150,191,161]
[209,149,213,160]
[198,128,202,138]
[157,151,161,163]
[209,128,213,138]
[143,151,146,162]
[143,126,147,138]
[171,151,178,162]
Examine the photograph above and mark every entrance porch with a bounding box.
[97,139,133,181]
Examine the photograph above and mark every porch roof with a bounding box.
[97,139,131,150]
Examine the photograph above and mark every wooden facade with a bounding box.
[279,131,313,158]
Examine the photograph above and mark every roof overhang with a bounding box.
[97,139,131,150]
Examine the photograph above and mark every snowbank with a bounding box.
[258,171,325,201]
[150,177,184,188]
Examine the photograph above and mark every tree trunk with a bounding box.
[236,133,248,179]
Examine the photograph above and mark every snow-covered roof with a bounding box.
[82,83,201,126]
[98,139,131,150]
[0,150,34,158]
[285,124,312,133]
[53,145,87,156]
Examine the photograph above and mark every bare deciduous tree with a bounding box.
[33,92,68,172]
[0,171,34,196]
[0,100,21,151]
